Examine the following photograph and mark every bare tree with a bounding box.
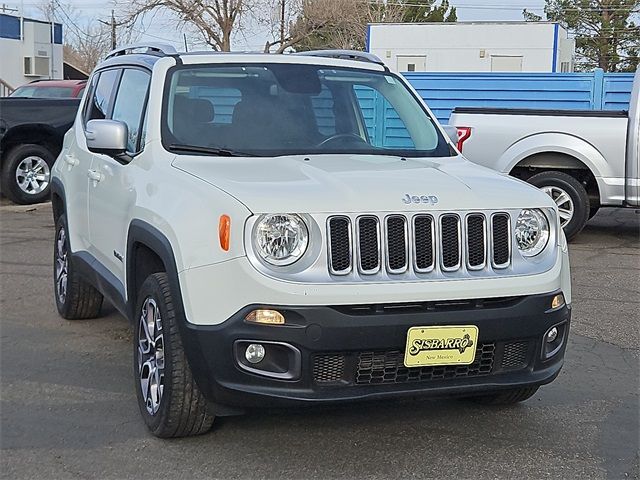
[39,1,133,72]
[119,0,251,51]
[269,0,403,53]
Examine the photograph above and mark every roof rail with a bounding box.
[292,50,385,66]
[105,43,178,60]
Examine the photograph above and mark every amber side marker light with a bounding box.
[219,215,231,251]
[246,309,285,325]
[551,293,565,310]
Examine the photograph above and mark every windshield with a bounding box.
[11,86,76,98]
[163,64,452,158]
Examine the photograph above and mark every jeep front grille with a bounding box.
[327,212,511,277]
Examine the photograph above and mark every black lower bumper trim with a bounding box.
[177,292,571,408]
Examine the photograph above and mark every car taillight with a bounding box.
[455,126,472,152]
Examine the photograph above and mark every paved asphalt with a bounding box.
[1,202,638,479]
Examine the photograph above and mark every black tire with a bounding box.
[527,171,590,242]
[134,273,215,438]
[470,386,539,405]
[1,144,56,205]
[54,215,104,319]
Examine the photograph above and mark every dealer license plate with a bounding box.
[404,325,479,367]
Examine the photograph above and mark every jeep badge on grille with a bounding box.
[402,194,439,205]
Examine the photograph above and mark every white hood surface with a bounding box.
[172,154,555,214]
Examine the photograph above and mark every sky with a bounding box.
[5,0,548,52]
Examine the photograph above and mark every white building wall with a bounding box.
[368,22,574,73]
[0,19,63,90]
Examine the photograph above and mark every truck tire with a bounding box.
[527,171,590,241]
[1,144,56,205]
[54,215,104,319]
[134,273,215,438]
[470,386,539,405]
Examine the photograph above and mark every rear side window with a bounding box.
[85,69,120,122]
[111,69,151,153]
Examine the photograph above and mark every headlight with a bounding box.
[254,214,309,266]
[515,209,550,257]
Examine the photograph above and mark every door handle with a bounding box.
[87,169,104,184]
[63,154,79,170]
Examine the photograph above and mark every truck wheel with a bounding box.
[470,386,539,405]
[1,144,55,205]
[54,215,104,319]
[527,171,590,241]
[134,273,215,438]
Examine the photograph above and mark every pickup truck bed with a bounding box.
[450,75,639,241]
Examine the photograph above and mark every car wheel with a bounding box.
[527,171,590,242]
[134,273,215,438]
[54,215,104,319]
[469,386,539,405]
[1,144,55,205]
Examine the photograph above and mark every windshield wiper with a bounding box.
[168,144,255,157]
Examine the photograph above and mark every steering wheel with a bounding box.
[317,133,367,148]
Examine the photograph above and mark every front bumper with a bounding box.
[179,291,570,408]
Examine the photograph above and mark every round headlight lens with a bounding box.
[515,209,550,257]
[254,214,309,266]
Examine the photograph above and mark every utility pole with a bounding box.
[99,10,117,50]
[279,0,285,47]
[110,10,116,50]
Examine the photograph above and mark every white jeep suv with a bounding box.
[51,44,572,438]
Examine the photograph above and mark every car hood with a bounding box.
[171,154,555,214]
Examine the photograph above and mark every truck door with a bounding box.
[625,69,640,207]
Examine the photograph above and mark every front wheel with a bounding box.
[527,171,590,242]
[134,273,215,438]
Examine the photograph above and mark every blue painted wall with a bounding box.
[403,69,635,123]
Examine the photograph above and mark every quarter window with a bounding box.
[111,69,151,153]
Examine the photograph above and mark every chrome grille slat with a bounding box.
[357,216,381,274]
[440,214,461,271]
[327,212,511,278]
[491,213,511,269]
[328,217,352,275]
[413,215,435,273]
[385,216,409,274]
[466,214,486,270]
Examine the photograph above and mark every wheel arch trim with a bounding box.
[499,132,609,179]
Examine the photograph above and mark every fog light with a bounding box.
[245,344,266,364]
[551,293,565,310]
[246,309,285,325]
[546,327,558,343]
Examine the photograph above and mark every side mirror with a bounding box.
[86,119,128,157]
[442,125,459,146]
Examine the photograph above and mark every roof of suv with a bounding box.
[95,44,388,73]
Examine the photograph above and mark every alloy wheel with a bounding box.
[540,185,574,228]
[15,156,51,195]
[138,297,165,415]
[55,227,68,304]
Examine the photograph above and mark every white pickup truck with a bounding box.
[450,69,639,240]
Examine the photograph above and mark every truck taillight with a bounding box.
[455,126,472,152]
